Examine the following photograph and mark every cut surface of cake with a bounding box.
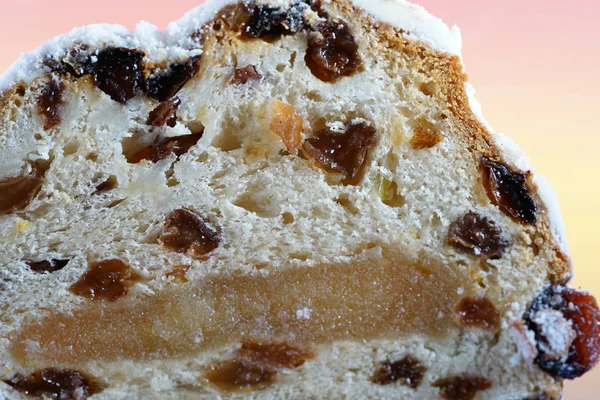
[0,0,599,399]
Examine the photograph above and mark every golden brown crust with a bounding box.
[331,0,571,284]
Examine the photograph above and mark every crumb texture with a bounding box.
[0,0,586,399]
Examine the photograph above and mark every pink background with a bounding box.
[2,1,599,398]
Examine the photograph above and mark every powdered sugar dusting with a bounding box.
[532,309,576,360]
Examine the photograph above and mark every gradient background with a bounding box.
[1,0,598,398]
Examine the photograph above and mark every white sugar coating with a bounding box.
[351,0,462,55]
[532,309,576,358]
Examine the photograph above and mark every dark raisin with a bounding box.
[303,122,377,181]
[456,296,501,331]
[27,259,70,274]
[94,176,118,194]
[524,286,600,379]
[521,394,556,400]
[159,209,220,258]
[206,359,277,391]
[481,157,537,225]
[128,132,203,164]
[372,356,426,388]
[242,3,307,39]
[36,79,65,130]
[145,57,201,102]
[231,65,262,85]
[43,43,92,78]
[147,97,181,128]
[448,212,509,259]
[91,48,145,104]
[305,19,361,82]
[433,376,492,400]
[0,164,44,215]
[3,368,95,400]
[206,341,310,391]
[70,259,139,302]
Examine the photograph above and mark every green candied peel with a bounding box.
[377,177,405,208]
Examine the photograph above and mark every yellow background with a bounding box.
[1,0,598,398]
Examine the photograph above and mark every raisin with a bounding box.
[43,43,92,78]
[372,356,426,388]
[524,286,600,379]
[145,57,201,102]
[27,259,70,274]
[158,209,220,258]
[455,296,501,331]
[206,341,310,391]
[410,127,443,150]
[36,79,65,130]
[70,259,138,302]
[91,48,145,103]
[448,212,509,259]
[94,176,118,194]
[521,394,556,400]
[128,132,203,164]
[303,122,377,181]
[433,376,492,400]
[481,157,537,225]
[241,2,307,39]
[147,97,181,128]
[305,19,361,82]
[165,265,191,283]
[206,359,277,391]
[231,65,262,85]
[0,164,44,215]
[3,368,95,400]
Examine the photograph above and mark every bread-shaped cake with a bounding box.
[1,0,598,399]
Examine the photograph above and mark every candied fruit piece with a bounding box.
[372,356,426,388]
[303,122,377,181]
[241,2,307,39]
[3,368,95,400]
[524,285,600,379]
[433,376,492,400]
[206,341,309,391]
[36,79,65,130]
[455,296,501,331]
[378,178,406,208]
[91,47,145,104]
[305,19,362,82]
[165,265,191,283]
[238,341,310,369]
[128,132,203,164]
[159,209,220,258]
[269,100,304,154]
[147,97,181,128]
[27,259,70,274]
[410,126,443,150]
[70,259,138,302]
[0,164,44,215]
[231,65,262,85]
[448,212,509,259]
[481,157,537,225]
[145,57,201,102]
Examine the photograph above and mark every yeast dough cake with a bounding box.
[0,0,598,399]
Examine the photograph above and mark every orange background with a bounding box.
[1,1,598,398]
